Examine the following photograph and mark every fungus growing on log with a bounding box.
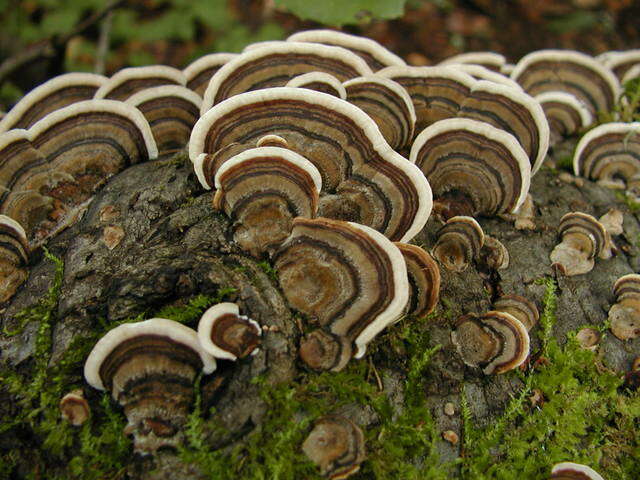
[549,462,605,480]
[510,50,620,116]
[0,214,29,303]
[273,218,408,371]
[535,92,592,146]
[432,216,484,272]
[410,118,530,218]
[201,42,372,112]
[197,303,261,360]
[439,51,507,71]
[94,65,187,101]
[183,53,238,96]
[287,29,405,71]
[0,73,107,132]
[302,415,365,479]
[492,294,539,331]
[608,273,640,340]
[394,242,440,317]
[84,318,216,454]
[451,310,530,374]
[285,72,347,99]
[212,146,321,256]
[126,85,202,155]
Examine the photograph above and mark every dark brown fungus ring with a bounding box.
[197,303,261,361]
[432,216,484,272]
[394,242,440,317]
[212,147,322,256]
[493,294,539,331]
[609,273,640,340]
[439,51,507,71]
[273,217,408,371]
[0,214,29,303]
[182,52,238,97]
[534,92,592,147]
[84,318,216,454]
[451,310,530,375]
[410,118,530,218]
[0,72,107,132]
[94,65,186,101]
[550,212,607,276]
[302,415,366,479]
[286,72,347,99]
[549,462,604,480]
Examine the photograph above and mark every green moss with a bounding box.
[155,289,236,326]
[256,260,278,283]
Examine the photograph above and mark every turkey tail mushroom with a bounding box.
[432,216,484,272]
[609,273,640,340]
[597,49,640,80]
[549,462,605,480]
[183,53,238,96]
[439,51,507,71]
[94,65,187,101]
[550,212,608,276]
[0,215,29,303]
[535,92,592,146]
[197,303,261,361]
[493,294,539,331]
[394,242,440,317]
[286,72,347,99]
[447,64,523,90]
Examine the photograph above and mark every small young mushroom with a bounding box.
[549,462,604,480]
[492,294,539,331]
[94,65,187,101]
[549,212,608,276]
[183,53,238,96]
[0,214,30,303]
[394,242,440,317]
[534,92,592,146]
[576,328,601,351]
[60,389,90,426]
[286,72,347,99]
[439,51,507,71]
[302,415,365,479]
[432,216,484,272]
[479,236,510,271]
[197,303,261,361]
[84,318,216,454]
[608,273,640,340]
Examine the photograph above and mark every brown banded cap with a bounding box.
[410,118,531,217]
[286,72,347,99]
[439,52,507,71]
[493,294,539,331]
[0,214,29,303]
[535,92,592,146]
[201,42,372,112]
[452,310,530,375]
[0,73,107,132]
[550,212,608,276]
[480,235,510,271]
[394,242,440,317]
[432,215,484,272]
[60,389,90,426]
[609,273,640,340]
[273,218,408,370]
[212,146,322,256]
[597,49,640,80]
[197,303,261,361]
[183,53,238,96]
[510,50,620,116]
[94,65,187,101]
[446,64,523,91]
[287,29,405,71]
[549,462,605,480]
[126,85,202,156]
[613,273,640,302]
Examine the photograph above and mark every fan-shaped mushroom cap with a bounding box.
[458,80,549,174]
[432,216,484,272]
[183,53,238,96]
[343,76,416,150]
[378,66,476,133]
[480,235,510,270]
[84,318,216,453]
[302,415,366,479]
[0,214,29,303]
[126,85,201,155]
[212,147,321,256]
[535,92,592,146]
[287,29,405,71]
[573,122,640,187]
[609,273,640,340]
[394,242,440,317]
[510,50,620,116]
[622,64,640,85]
[439,52,506,71]
[0,73,107,132]
[273,218,408,369]
[613,273,640,301]
[493,294,539,331]
[598,49,640,80]
[452,310,530,374]
[201,42,372,113]
[197,303,261,361]
[94,66,186,101]
[299,329,353,372]
[550,212,608,276]
[286,72,347,99]
[447,64,523,90]
[550,462,605,480]
[410,118,531,217]
[190,88,432,242]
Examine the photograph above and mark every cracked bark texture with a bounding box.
[1,142,639,478]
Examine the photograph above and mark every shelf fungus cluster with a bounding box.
[608,273,640,341]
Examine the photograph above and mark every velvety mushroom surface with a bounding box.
[197,302,261,360]
[439,51,507,71]
[94,65,187,101]
[394,242,440,317]
[0,214,29,303]
[285,72,347,99]
[183,52,238,96]
[535,92,592,146]
[608,273,640,340]
[550,211,608,276]
[432,215,484,272]
[493,294,539,331]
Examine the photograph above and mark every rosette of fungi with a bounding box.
[549,212,608,276]
[0,73,107,132]
[439,51,507,71]
[0,214,29,303]
[94,65,187,101]
[190,87,432,242]
[549,462,604,480]
[432,215,484,272]
[510,50,620,118]
[393,242,440,317]
[535,92,592,147]
[287,29,405,72]
[126,85,202,155]
[573,122,640,190]
[200,41,373,113]
[182,53,237,97]
[212,146,322,256]
[84,318,216,454]
[409,118,531,219]
[493,294,539,331]
[597,49,640,81]
[273,217,408,371]
[608,273,640,341]
[285,72,347,99]
[197,302,262,361]
[451,310,530,375]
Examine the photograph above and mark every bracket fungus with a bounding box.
[608,273,640,340]
[183,52,238,96]
[446,64,523,91]
[273,217,408,371]
[549,462,604,480]
[439,51,507,71]
[451,310,530,375]
[535,92,592,146]
[84,318,216,454]
[492,294,539,331]
[302,415,365,479]
[197,303,261,361]
[94,65,187,101]
[394,242,440,317]
[212,146,321,256]
[622,63,640,85]
[285,72,347,99]
[549,212,609,276]
[410,118,531,218]
[0,72,107,132]
[597,49,640,80]
[432,216,484,272]
[0,214,29,303]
